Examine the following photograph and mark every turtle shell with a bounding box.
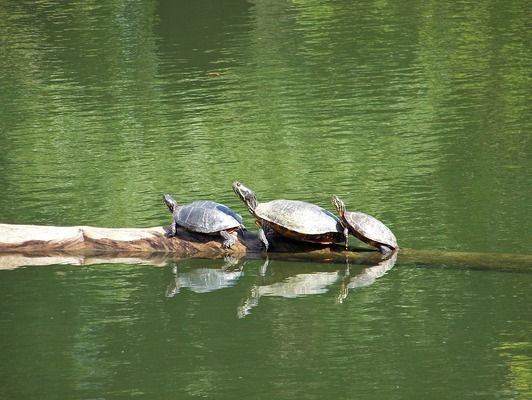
[343,211,397,250]
[255,199,343,242]
[174,200,243,234]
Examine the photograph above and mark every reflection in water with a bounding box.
[162,255,397,318]
[0,257,529,400]
[166,257,244,297]
[336,251,398,304]
[237,255,396,318]
[238,259,340,318]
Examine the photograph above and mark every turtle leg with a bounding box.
[258,227,269,251]
[166,221,177,237]
[220,230,237,248]
[343,226,349,250]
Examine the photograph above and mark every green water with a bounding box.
[0,1,531,399]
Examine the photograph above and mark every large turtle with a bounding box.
[162,194,245,248]
[232,181,344,250]
[331,195,398,254]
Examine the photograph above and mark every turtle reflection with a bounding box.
[237,253,398,317]
[166,257,244,297]
[336,251,398,303]
[237,259,342,318]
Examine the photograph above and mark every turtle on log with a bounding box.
[162,194,245,248]
[331,195,398,254]
[232,181,344,251]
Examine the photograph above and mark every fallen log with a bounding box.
[0,223,531,272]
[0,223,264,256]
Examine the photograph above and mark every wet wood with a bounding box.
[0,223,531,272]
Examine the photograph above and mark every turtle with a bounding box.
[232,181,344,250]
[331,195,398,254]
[162,194,245,248]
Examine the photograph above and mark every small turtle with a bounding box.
[162,194,245,248]
[232,181,344,250]
[331,195,398,254]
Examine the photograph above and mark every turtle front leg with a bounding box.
[166,221,178,237]
[343,226,349,250]
[220,230,237,249]
[258,227,269,251]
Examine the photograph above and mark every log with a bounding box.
[0,223,531,272]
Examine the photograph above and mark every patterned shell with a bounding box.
[344,211,397,248]
[174,200,243,233]
[255,200,342,235]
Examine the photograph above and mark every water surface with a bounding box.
[0,0,530,398]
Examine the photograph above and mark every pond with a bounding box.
[0,1,530,399]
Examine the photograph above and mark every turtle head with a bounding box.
[162,194,179,213]
[232,181,258,213]
[331,195,346,217]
